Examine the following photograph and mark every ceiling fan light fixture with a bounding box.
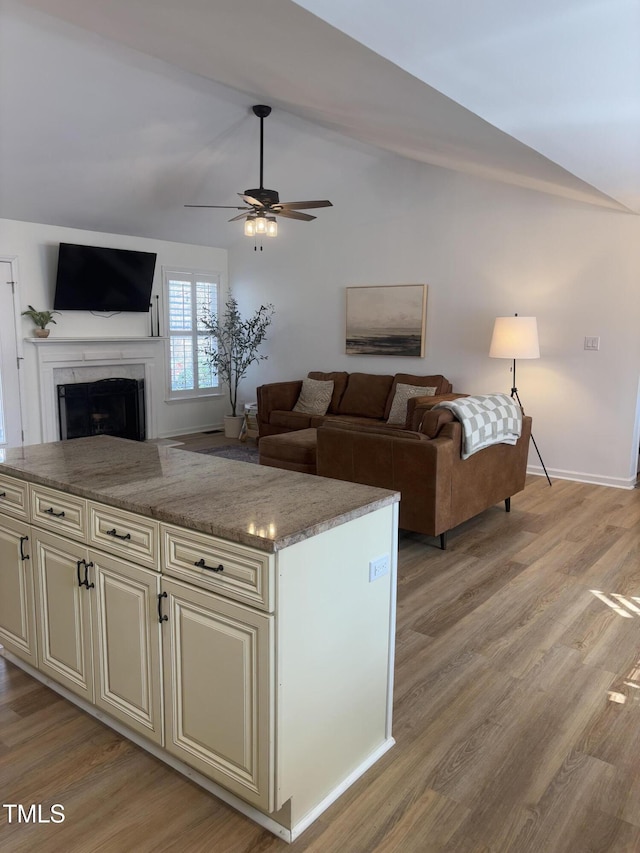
[186,105,332,247]
[266,216,278,237]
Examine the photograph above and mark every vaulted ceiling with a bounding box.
[2,0,638,247]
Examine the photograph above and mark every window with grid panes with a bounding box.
[164,269,220,398]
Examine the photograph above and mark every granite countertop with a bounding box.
[0,436,399,552]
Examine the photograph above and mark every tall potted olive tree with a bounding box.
[201,295,274,438]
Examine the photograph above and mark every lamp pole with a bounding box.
[509,356,552,487]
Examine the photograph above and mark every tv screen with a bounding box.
[53,243,157,312]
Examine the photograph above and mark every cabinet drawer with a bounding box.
[0,474,29,521]
[88,503,159,569]
[30,485,86,541]
[162,525,274,611]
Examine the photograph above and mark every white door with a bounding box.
[0,261,23,449]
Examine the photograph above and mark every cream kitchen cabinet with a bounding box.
[31,528,163,744]
[0,513,37,667]
[32,529,94,701]
[0,437,399,843]
[162,576,273,810]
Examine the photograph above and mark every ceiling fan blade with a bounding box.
[239,193,264,207]
[228,212,252,222]
[276,209,316,222]
[184,204,249,210]
[275,200,333,210]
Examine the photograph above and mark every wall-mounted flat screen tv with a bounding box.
[53,243,157,312]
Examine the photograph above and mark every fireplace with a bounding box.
[57,378,146,441]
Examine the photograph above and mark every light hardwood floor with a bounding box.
[2,466,640,852]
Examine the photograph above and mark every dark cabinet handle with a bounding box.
[76,559,94,589]
[158,591,168,623]
[106,528,131,541]
[83,561,94,589]
[44,507,65,518]
[19,535,29,561]
[0,492,6,498]
[194,558,224,573]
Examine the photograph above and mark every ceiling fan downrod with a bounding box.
[252,105,271,191]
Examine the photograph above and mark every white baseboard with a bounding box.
[157,421,223,438]
[289,738,396,842]
[527,464,636,490]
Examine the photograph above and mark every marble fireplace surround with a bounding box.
[26,337,165,443]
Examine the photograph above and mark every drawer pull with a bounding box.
[44,507,66,518]
[19,535,29,561]
[0,492,6,498]
[106,528,132,541]
[158,591,168,623]
[194,558,224,573]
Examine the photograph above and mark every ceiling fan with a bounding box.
[185,105,332,239]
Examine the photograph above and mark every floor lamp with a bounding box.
[489,314,552,486]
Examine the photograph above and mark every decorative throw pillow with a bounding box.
[293,378,334,415]
[386,384,437,425]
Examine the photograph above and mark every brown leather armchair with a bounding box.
[316,409,532,548]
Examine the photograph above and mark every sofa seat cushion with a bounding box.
[307,371,349,413]
[259,428,317,475]
[320,414,405,430]
[320,421,430,440]
[269,410,313,430]
[338,373,394,419]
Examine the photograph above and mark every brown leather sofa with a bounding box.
[257,371,455,437]
[316,407,533,548]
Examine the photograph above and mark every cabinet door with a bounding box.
[90,551,163,745]
[32,530,93,702]
[162,577,274,811]
[0,515,37,666]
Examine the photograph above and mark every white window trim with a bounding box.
[162,266,224,402]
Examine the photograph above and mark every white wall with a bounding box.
[3,142,639,489]
[0,218,228,443]
[231,152,640,488]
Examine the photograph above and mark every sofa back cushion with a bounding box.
[338,373,394,419]
[308,371,349,413]
[383,374,451,420]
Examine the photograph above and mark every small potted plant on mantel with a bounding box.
[201,294,274,438]
[21,305,60,338]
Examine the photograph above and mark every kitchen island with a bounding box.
[0,436,399,841]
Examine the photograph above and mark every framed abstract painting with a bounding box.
[345,284,427,356]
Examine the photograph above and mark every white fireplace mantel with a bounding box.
[26,337,166,443]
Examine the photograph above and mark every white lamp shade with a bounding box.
[489,316,540,359]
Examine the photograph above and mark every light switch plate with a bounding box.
[584,336,600,351]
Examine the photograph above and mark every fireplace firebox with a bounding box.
[57,378,145,441]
